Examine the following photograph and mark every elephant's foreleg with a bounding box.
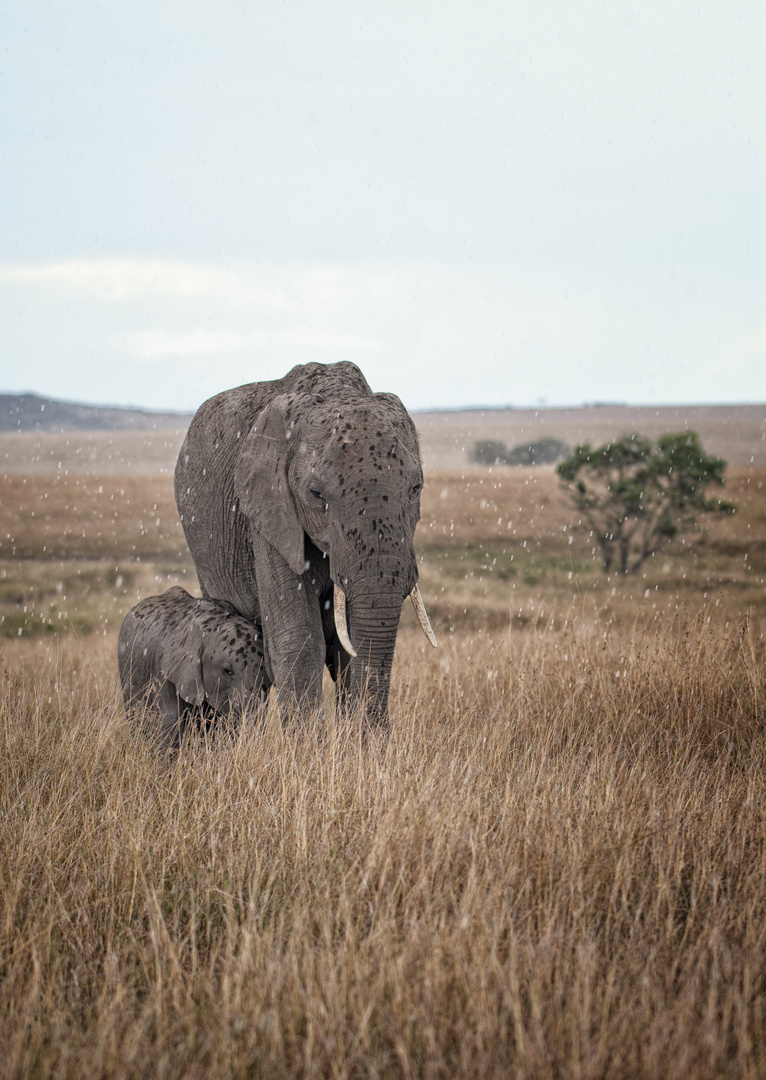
[254,541,325,716]
[152,680,188,750]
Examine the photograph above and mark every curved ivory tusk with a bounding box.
[410,584,438,648]
[334,585,357,658]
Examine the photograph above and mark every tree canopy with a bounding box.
[556,432,735,574]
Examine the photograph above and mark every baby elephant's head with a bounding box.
[174,600,268,715]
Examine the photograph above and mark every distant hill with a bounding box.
[0,393,193,433]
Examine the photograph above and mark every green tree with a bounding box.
[556,432,735,574]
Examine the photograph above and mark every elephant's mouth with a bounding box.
[333,583,437,655]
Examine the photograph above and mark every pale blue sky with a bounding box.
[2,0,765,412]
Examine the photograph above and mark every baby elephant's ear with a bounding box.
[163,626,205,706]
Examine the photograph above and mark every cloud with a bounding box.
[0,259,290,309]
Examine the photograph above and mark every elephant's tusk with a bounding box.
[334,585,357,658]
[410,584,438,648]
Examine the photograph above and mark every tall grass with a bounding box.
[2,615,765,1079]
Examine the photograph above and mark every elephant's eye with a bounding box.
[309,487,325,505]
[222,664,234,677]
[410,482,422,498]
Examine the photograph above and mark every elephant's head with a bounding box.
[233,388,436,719]
[164,601,267,715]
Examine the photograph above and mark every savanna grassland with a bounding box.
[2,422,766,1079]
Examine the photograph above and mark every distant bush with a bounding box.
[473,437,570,466]
[473,440,510,465]
[505,438,571,465]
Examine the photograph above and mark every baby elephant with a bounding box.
[118,586,269,748]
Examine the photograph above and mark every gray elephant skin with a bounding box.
[174,361,436,726]
[118,586,269,748]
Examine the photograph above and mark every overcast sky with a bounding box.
[2,0,765,413]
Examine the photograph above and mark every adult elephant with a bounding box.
[174,361,436,726]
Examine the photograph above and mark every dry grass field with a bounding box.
[2,418,766,1078]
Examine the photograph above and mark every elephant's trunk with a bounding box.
[342,588,404,722]
[329,508,435,722]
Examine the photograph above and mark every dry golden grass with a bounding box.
[0,471,186,560]
[2,454,766,1077]
[0,429,188,475]
[3,464,764,641]
[0,471,193,638]
[2,617,766,1079]
[415,464,766,632]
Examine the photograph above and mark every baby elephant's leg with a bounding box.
[153,680,188,750]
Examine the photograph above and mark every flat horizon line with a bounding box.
[2,390,764,417]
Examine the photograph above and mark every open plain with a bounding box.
[1,407,766,1078]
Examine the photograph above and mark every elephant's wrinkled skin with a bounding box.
[174,361,435,726]
[118,586,269,748]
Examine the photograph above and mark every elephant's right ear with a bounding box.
[234,395,306,575]
[162,626,205,706]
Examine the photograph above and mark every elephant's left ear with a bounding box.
[163,627,205,706]
[234,395,306,575]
